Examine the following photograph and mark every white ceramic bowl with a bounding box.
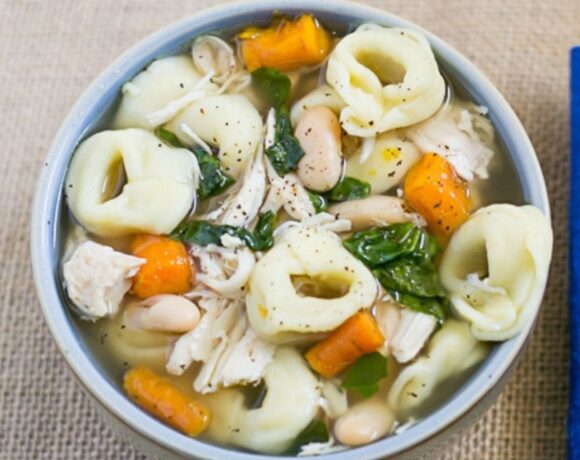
[31,1,550,459]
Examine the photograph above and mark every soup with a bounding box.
[60,14,552,456]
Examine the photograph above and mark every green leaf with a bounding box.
[192,146,235,200]
[326,176,371,203]
[341,352,388,398]
[343,223,447,323]
[390,292,448,325]
[343,223,424,267]
[155,128,234,200]
[266,106,305,176]
[251,67,291,108]
[373,258,443,298]
[246,210,276,251]
[170,211,276,252]
[170,220,231,246]
[284,419,329,455]
[307,191,328,213]
[155,127,185,148]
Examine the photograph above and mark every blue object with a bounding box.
[570,46,580,460]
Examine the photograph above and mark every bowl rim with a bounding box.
[30,0,550,459]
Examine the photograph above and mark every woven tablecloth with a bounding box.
[0,0,575,458]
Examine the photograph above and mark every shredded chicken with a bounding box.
[219,325,276,387]
[406,103,494,181]
[166,297,232,374]
[193,244,256,298]
[166,298,274,393]
[261,108,316,220]
[63,241,145,320]
[219,147,267,227]
[390,309,437,363]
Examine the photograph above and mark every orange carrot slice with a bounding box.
[240,15,332,72]
[131,235,193,299]
[124,367,210,437]
[404,153,470,242]
[305,311,385,378]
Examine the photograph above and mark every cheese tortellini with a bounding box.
[439,204,553,341]
[113,56,209,129]
[166,94,262,179]
[203,348,320,454]
[326,24,445,137]
[345,131,421,193]
[388,320,489,415]
[65,129,198,237]
[246,226,378,343]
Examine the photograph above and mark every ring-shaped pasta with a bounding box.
[202,348,320,454]
[326,24,445,137]
[166,94,263,179]
[439,204,553,341]
[388,320,488,415]
[113,56,209,129]
[246,226,378,343]
[65,128,198,237]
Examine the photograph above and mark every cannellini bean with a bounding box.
[295,106,343,192]
[329,195,425,231]
[124,295,200,333]
[334,397,395,446]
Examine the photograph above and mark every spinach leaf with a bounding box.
[389,292,448,325]
[341,352,388,398]
[155,126,185,148]
[326,176,371,203]
[251,67,291,107]
[192,146,235,200]
[344,223,447,323]
[155,128,234,200]
[248,211,276,251]
[170,220,229,246]
[343,223,423,267]
[284,419,329,455]
[266,106,305,176]
[373,258,443,298]
[307,191,328,213]
[171,211,276,252]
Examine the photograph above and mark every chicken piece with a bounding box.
[390,309,437,363]
[406,104,494,181]
[63,241,145,320]
[220,327,275,387]
[219,148,267,227]
[374,300,402,356]
[167,298,275,394]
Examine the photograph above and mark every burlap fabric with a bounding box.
[0,0,575,458]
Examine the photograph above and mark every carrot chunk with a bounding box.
[403,153,470,242]
[124,367,210,437]
[131,235,193,299]
[305,311,385,378]
[240,15,332,72]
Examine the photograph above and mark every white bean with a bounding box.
[124,295,200,333]
[334,397,395,447]
[295,106,343,192]
[329,195,425,231]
